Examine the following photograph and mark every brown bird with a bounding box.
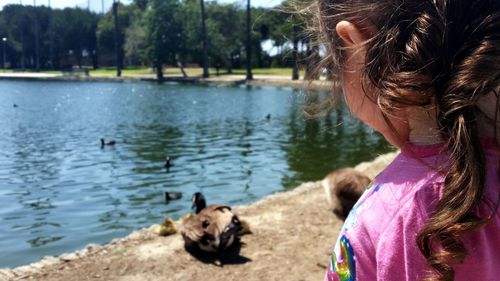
[180,192,241,254]
[322,168,371,221]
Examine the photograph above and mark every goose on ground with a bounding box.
[180,192,242,254]
[322,168,371,221]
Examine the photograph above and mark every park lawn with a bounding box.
[89,67,153,76]
[88,67,215,77]
[231,68,297,76]
[0,67,304,78]
[88,67,301,77]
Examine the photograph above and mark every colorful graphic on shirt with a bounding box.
[330,235,356,281]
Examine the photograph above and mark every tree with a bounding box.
[113,1,122,76]
[50,8,99,69]
[205,2,243,74]
[133,0,149,10]
[0,0,313,73]
[263,0,307,79]
[146,0,182,81]
[96,2,134,68]
[292,25,299,80]
[200,0,209,78]
[0,4,28,69]
[245,0,253,80]
[124,17,147,66]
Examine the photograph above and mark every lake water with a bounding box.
[0,80,392,267]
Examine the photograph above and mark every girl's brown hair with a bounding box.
[308,0,500,280]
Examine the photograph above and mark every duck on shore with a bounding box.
[180,192,242,255]
[322,168,371,221]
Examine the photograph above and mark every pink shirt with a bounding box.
[325,139,500,281]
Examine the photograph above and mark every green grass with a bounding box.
[89,66,153,76]
[88,67,210,77]
[231,68,299,76]
[88,67,302,77]
[0,66,304,78]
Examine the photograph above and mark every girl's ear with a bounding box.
[336,21,368,47]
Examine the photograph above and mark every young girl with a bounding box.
[311,0,500,280]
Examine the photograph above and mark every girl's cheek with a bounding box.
[343,79,409,147]
[343,78,376,126]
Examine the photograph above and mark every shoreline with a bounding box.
[0,73,334,91]
[0,151,397,281]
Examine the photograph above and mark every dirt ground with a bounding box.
[0,152,397,281]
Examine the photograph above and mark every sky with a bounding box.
[0,0,283,13]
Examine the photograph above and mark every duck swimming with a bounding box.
[164,156,173,169]
[180,192,242,254]
[165,191,182,201]
[100,138,116,147]
[322,168,371,221]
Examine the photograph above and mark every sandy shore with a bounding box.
[0,152,397,281]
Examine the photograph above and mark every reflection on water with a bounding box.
[0,80,393,267]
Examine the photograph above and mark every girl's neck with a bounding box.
[476,90,500,141]
[407,106,443,145]
[407,91,499,146]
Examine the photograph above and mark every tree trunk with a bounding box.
[20,21,25,71]
[156,64,163,81]
[92,50,98,69]
[33,4,40,72]
[76,49,82,69]
[255,41,261,68]
[245,0,253,80]
[304,40,320,80]
[291,26,299,80]
[113,1,122,77]
[225,54,233,74]
[311,44,320,80]
[177,61,187,77]
[200,0,209,78]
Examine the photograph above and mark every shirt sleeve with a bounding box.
[324,190,378,281]
[375,188,432,281]
[325,181,438,281]
[325,224,377,281]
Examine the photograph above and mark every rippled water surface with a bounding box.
[0,80,392,267]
